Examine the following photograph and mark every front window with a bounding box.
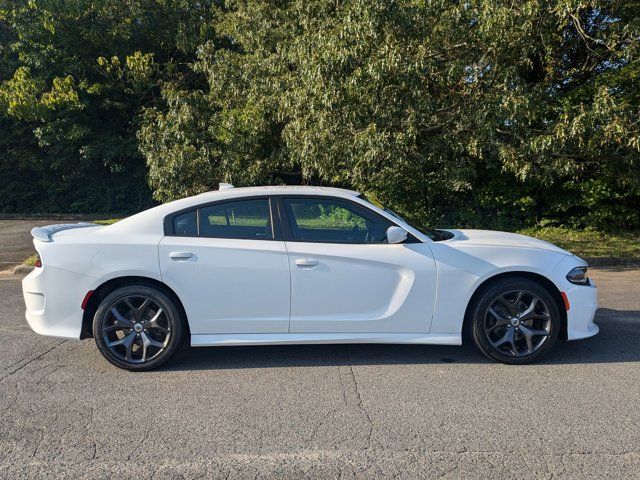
[357,194,442,241]
[283,197,390,244]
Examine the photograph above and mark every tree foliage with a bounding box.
[2,0,639,231]
[0,0,216,212]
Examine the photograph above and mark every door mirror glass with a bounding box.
[386,226,408,244]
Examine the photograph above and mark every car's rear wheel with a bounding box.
[469,277,560,364]
[93,285,184,371]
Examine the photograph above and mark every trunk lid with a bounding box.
[31,223,102,242]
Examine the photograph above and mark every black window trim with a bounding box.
[163,195,283,241]
[163,193,419,244]
[275,194,419,244]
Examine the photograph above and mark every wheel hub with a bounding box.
[483,289,552,357]
[102,294,171,364]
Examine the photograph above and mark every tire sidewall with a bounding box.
[471,278,560,364]
[93,285,183,371]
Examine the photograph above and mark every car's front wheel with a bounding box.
[469,277,560,364]
[93,285,184,371]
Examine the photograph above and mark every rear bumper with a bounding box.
[22,266,90,339]
[564,279,599,341]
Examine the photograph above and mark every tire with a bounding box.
[93,285,184,371]
[469,277,560,364]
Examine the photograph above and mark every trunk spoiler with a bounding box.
[31,222,99,242]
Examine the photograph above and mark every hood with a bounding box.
[441,229,573,256]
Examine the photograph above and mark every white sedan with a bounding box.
[22,185,599,370]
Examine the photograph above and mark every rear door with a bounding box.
[159,197,290,334]
[279,196,437,333]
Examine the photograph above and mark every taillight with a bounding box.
[81,290,94,310]
[34,253,42,268]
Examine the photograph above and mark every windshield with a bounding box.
[357,194,441,241]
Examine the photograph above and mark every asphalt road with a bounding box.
[1,268,639,479]
[0,219,83,270]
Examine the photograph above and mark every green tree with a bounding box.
[2,0,638,230]
[140,0,640,231]
[0,0,217,212]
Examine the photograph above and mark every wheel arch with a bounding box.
[461,271,568,343]
[80,276,190,340]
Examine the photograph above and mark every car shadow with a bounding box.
[164,308,640,371]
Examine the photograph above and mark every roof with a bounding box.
[196,185,361,198]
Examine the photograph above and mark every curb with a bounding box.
[584,257,640,268]
[13,265,35,275]
[0,265,34,276]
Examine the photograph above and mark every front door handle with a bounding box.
[295,258,318,268]
[170,252,193,261]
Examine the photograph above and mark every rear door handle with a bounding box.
[170,252,193,261]
[295,258,318,268]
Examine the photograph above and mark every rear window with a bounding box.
[198,199,273,240]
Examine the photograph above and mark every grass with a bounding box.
[23,253,38,266]
[93,218,120,225]
[516,226,640,260]
[205,214,363,229]
[207,215,266,227]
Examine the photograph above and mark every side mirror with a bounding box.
[386,226,408,244]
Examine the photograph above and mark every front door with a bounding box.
[280,196,437,333]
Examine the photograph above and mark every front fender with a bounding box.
[427,243,570,335]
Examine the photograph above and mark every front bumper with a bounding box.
[22,265,90,339]
[564,279,599,341]
[551,255,599,341]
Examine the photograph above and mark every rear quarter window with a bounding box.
[172,210,197,236]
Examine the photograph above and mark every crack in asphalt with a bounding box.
[0,339,69,382]
[308,347,375,449]
[345,348,373,450]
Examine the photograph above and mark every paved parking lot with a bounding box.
[1,268,639,479]
[0,219,81,270]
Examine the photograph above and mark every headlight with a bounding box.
[566,266,589,285]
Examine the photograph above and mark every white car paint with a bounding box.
[285,241,436,333]
[22,185,598,348]
[160,236,290,333]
